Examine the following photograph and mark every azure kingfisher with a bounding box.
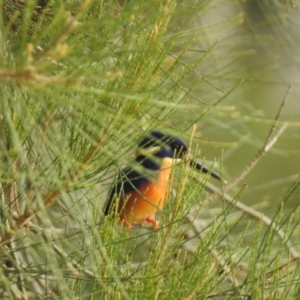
[104,130,224,231]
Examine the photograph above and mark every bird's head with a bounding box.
[135,130,224,182]
[136,131,188,165]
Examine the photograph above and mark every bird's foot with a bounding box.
[145,216,159,229]
[119,218,133,232]
[126,223,133,232]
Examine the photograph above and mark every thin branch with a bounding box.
[201,123,287,209]
[0,183,28,299]
[202,181,299,259]
[9,218,96,278]
[41,231,96,278]
[97,235,131,300]
[8,239,28,300]
[189,87,298,258]
[205,85,291,204]
[185,216,240,287]
[263,85,291,150]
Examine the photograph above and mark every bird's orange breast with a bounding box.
[119,158,173,224]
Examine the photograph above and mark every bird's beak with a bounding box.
[189,155,226,183]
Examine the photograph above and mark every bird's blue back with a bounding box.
[104,167,149,215]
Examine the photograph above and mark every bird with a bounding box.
[104,130,224,231]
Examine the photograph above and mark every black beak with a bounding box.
[189,157,226,183]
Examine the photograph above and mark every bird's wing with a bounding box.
[103,167,149,216]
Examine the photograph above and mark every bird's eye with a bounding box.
[173,145,185,155]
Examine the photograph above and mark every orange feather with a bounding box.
[118,158,173,230]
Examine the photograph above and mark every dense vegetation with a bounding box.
[0,1,300,299]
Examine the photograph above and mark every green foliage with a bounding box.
[1,0,300,299]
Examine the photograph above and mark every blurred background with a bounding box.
[171,0,300,217]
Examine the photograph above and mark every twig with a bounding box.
[193,120,283,208]
[185,215,240,287]
[41,231,96,278]
[8,239,28,300]
[13,219,96,279]
[0,183,28,299]
[204,123,287,206]
[205,85,291,203]
[190,86,299,258]
[17,218,129,299]
[202,181,299,259]
[97,235,131,300]
[0,85,127,246]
